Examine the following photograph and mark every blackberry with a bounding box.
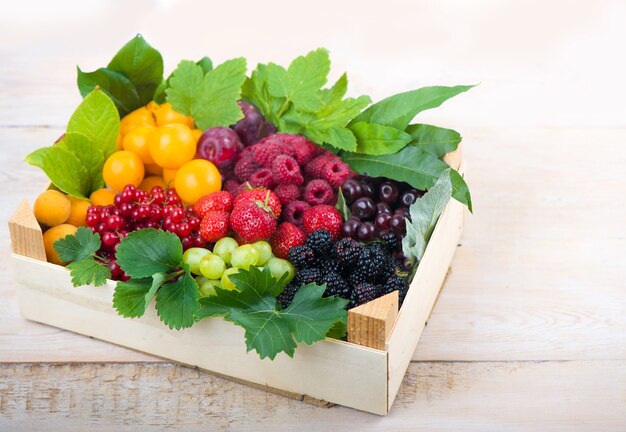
[349,282,381,308]
[288,245,316,269]
[305,230,334,256]
[296,267,323,285]
[277,282,299,309]
[321,271,352,300]
[335,237,362,270]
[318,256,340,275]
[380,232,399,252]
[354,243,386,281]
[383,275,410,305]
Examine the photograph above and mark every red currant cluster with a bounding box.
[85,185,206,280]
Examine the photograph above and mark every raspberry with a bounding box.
[305,230,334,256]
[272,155,303,185]
[282,200,310,227]
[248,168,275,189]
[274,183,300,206]
[304,152,338,179]
[302,205,343,240]
[223,179,241,195]
[233,188,282,218]
[199,211,230,242]
[194,191,234,217]
[303,179,334,206]
[269,222,306,259]
[350,282,381,308]
[321,159,352,188]
[234,156,260,182]
[273,134,319,165]
[287,245,316,269]
[252,142,286,167]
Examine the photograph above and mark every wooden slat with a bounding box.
[8,199,46,262]
[347,291,398,350]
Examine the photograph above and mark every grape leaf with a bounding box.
[155,268,201,330]
[67,259,111,287]
[405,123,462,158]
[402,173,452,264]
[116,229,183,279]
[53,226,101,262]
[351,121,412,155]
[113,273,169,318]
[77,67,141,116]
[196,267,348,360]
[166,58,247,129]
[351,85,474,130]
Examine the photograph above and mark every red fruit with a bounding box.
[270,222,306,259]
[199,211,230,242]
[196,127,243,170]
[283,200,310,227]
[304,152,339,179]
[252,142,286,167]
[230,200,277,243]
[248,168,276,189]
[302,205,343,240]
[194,191,234,217]
[272,155,303,185]
[223,178,241,195]
[274,183,300,206]
[234,155,260,182]
[303,179,334,206]
[233,188,282,218]
[322,159,352,188]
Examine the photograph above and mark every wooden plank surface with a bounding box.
[2,0,626,428]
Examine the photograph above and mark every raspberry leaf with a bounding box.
[351,85,474,130]
[53,227,101,263]
[67,259,111,287]
[196,267,347,360]
[116,229,183,279]
[402,173,452,265]
[351,121,412,155]
[155,267,201,330]
[113,273,169,318]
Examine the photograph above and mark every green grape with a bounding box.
[221,267,239,290]
[195,276,221,297]
[252,241,273,266]
[199,253,226,280]
[267,258,295,284]
[230,244,260,269]
[183,247,211,275]
[212,237,239,264]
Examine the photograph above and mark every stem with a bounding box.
[276,98,290,118]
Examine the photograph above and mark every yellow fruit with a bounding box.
[145,163,164,176]
[90,188,116,206]
[148,124,196,169]
[174,159,222,205]
[103,150,145,192]
[43,224,77,265]
[146,101,159,114]
[120,106,156,136]
[139,176,167,192]
[191,128,203,142]
[155,102,194,127]
[66,196,91,227]
[33,190,71,227]
[122,125,156,164]
[116,133,124,150]
[163,168,178,186]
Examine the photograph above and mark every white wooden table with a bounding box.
[1,1,625,430]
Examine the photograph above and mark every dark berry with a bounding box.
[287,245,316,269]
[357,222,376,241]
[341,179,363,204]
[374,212,392,231]
[335,237,362,270]
[379,181,399,204]
[383,275,410,305]
[321,271,351,300]
[375,202,392,215]
[390,215,407,236]
[305,230,334,256]
[360,182,376,199]
[380,231,399,252]
[277,282,299,309]
[341,218,361,239]
[350,282,381,308]
[296,268,323,285]
[351,197,376,220]
[400,189,421,207]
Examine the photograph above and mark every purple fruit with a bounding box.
[341,218,361,238]
[341,179,363,204]
[400,189,422,207]
[360,183,376,199]
[375,202,392,215]
[196,127,243,170]
[390,215,407,236]
[379,181,399,204]
[232,101,276,146]
[375,212,392,231]
[351,197,376,220]
[357,222,376,241]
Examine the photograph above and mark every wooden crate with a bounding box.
[8,162,465,415]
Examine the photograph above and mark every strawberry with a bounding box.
[302,205,343,240]
[233,188,282,218]
[270,222,306,259]
[230,199,277,243]
[194,191,234,217]
[199,211,230,242]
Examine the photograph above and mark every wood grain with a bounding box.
[1,360,624,431]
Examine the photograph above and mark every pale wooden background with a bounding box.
[1,0,625,430]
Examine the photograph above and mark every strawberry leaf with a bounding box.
[155,267,201,330]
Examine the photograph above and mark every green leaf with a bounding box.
[450,169,472,212]
[351,121,412,155]
[335,188,351,220]
[241,63,285,125]
[267,48,330,112]
[25,146,90,198]
[154,57,213,104]
[67,259,111,287]
[57,132,105,192]
[351,85,474,130]
[53,226,101,262]
[116,229,183,279]
[320,73,348,105]
[405,124,461,158]
[166,58,247,129]
[67,89,120,159]
[196,267,347,360]
[402,173,452,264]
[156,269,200,330]
[341,146,450,190]
[305,125,357,152]
[196,56,213,74]
[77,67,141,117]
[107,34,164,105]
[113,273,168,318]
